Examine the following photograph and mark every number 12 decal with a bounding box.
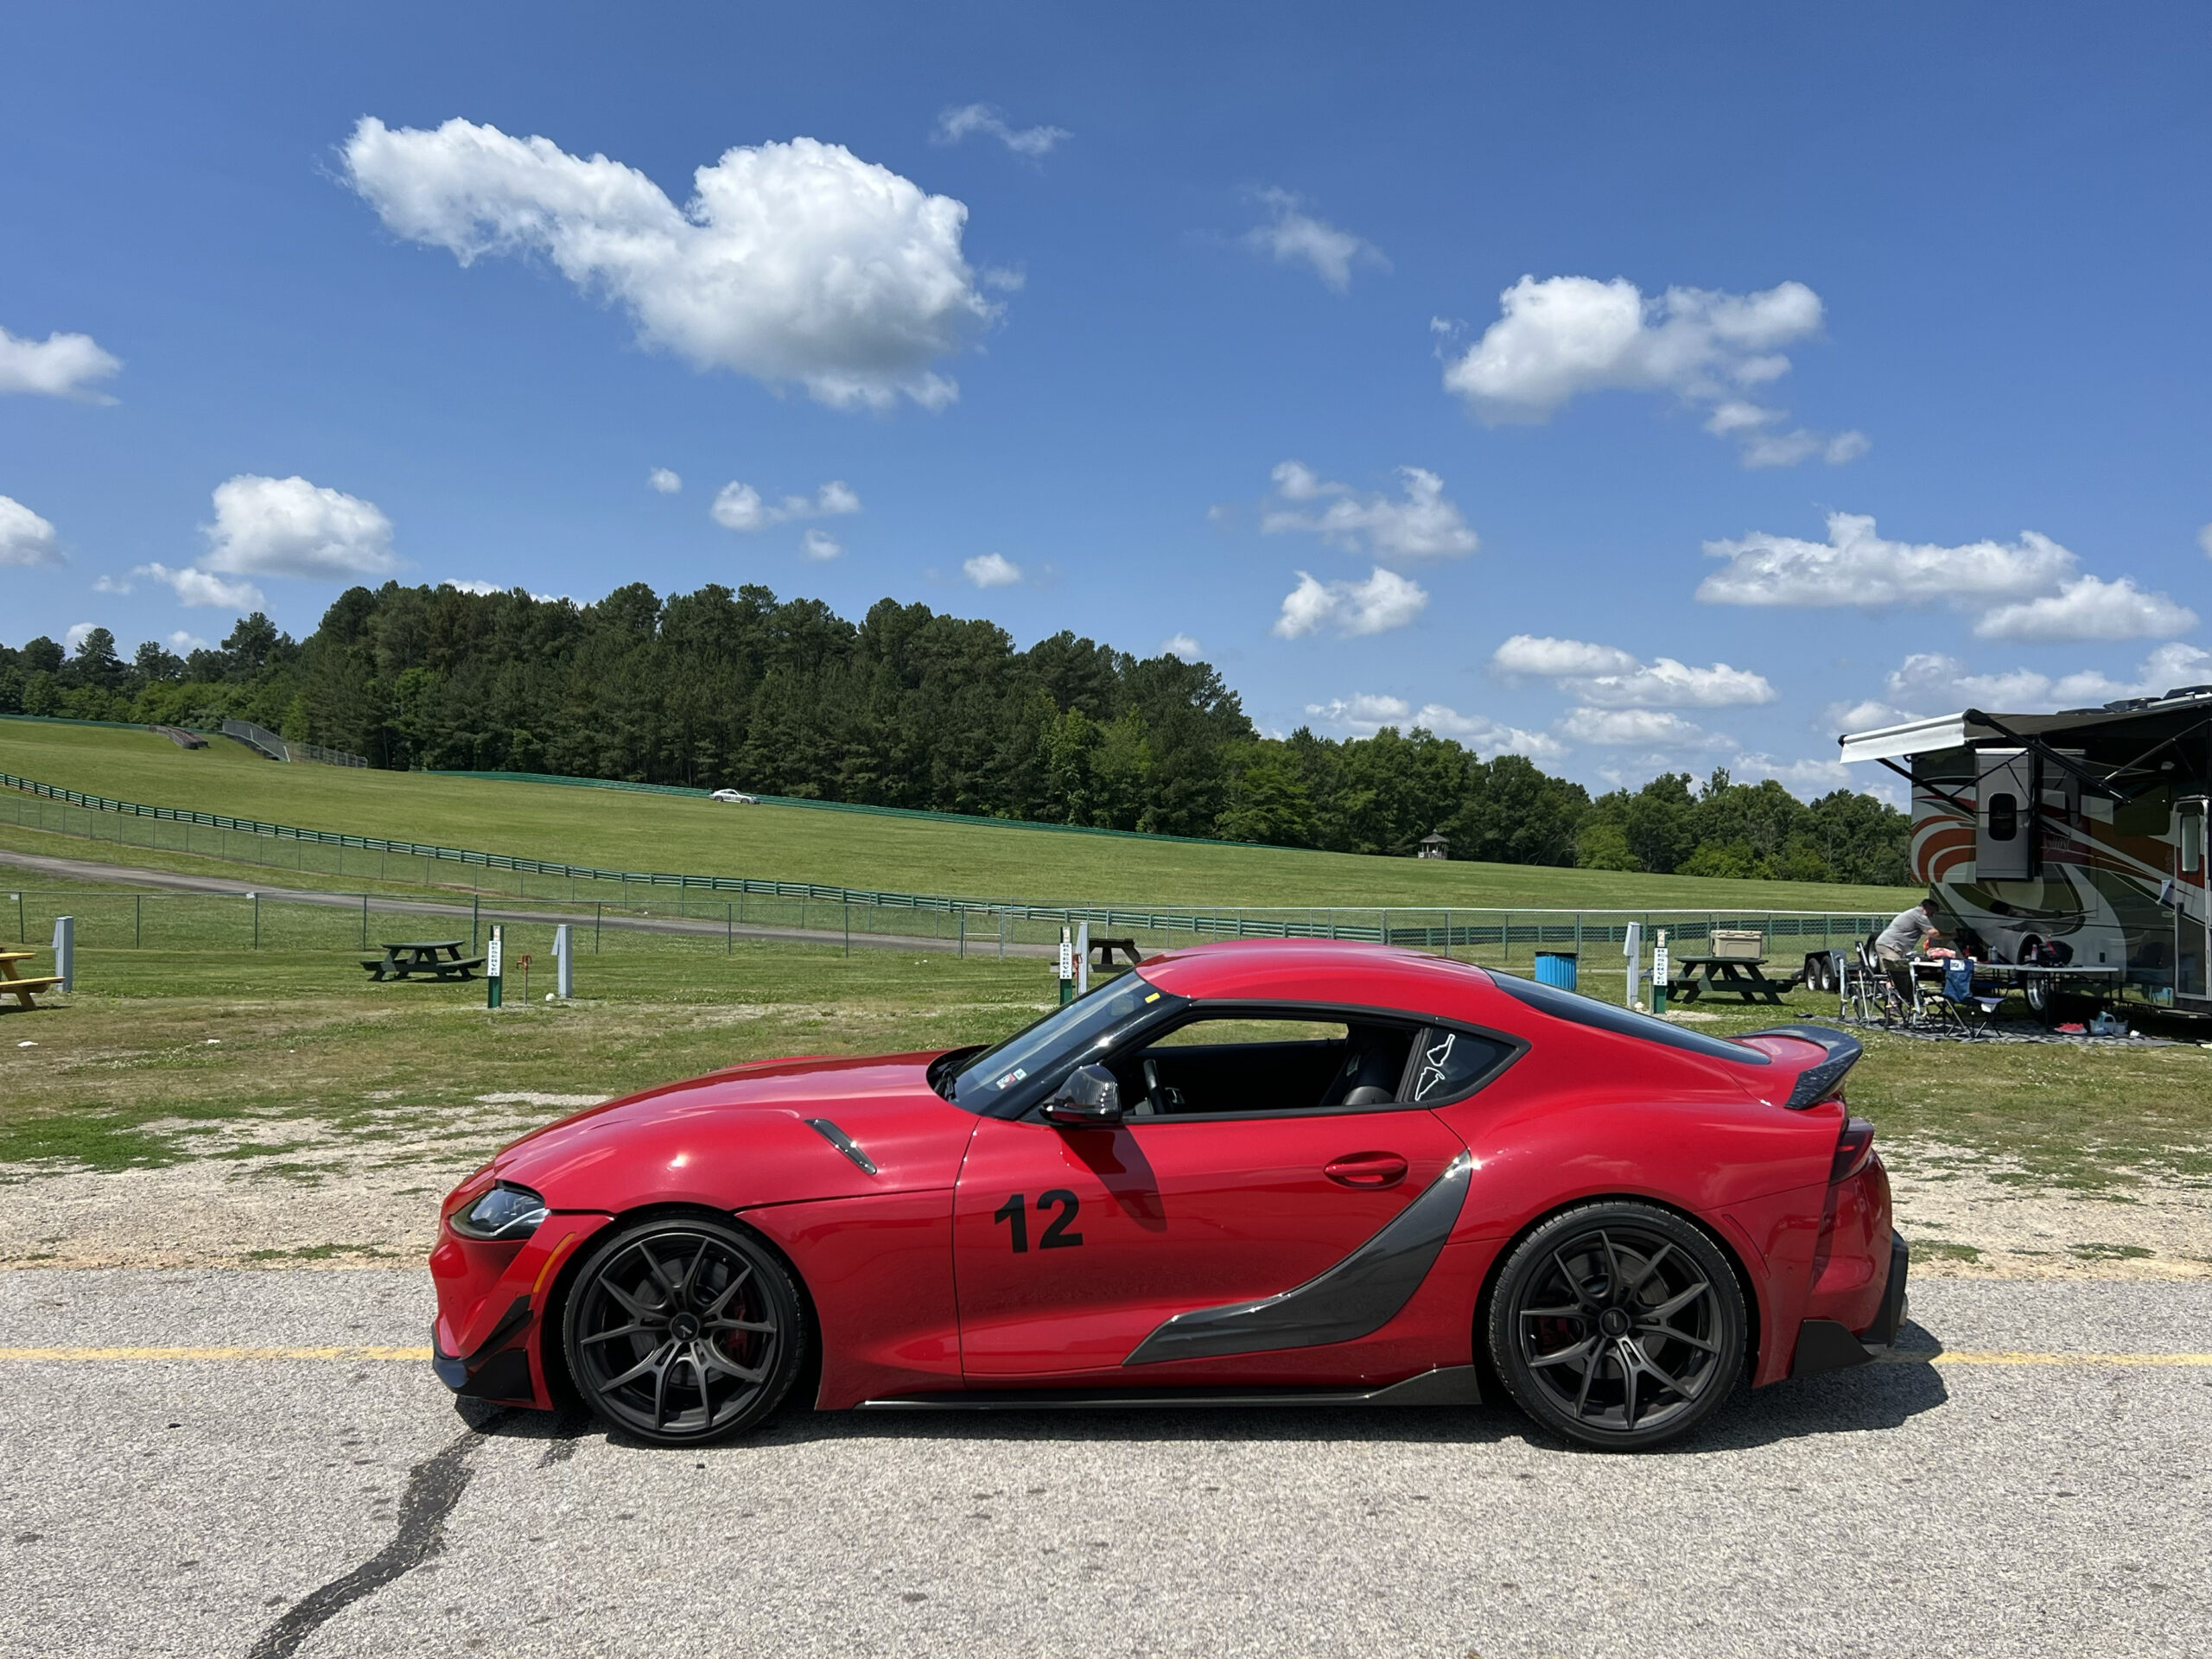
[992,1190,1083,1253]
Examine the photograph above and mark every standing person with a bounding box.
[1874,897,1945,1001]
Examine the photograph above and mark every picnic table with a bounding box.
[0,950,63,1009]
[1664,953,1803,1006]
[361,939,486,982]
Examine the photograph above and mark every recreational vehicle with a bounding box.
[1840,684,2212,1020]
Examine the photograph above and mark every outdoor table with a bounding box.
[361,939,486,982]
[0,950,63,1010]
[1664,954,1802,1006]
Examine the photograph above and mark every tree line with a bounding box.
[0,582,1910,885]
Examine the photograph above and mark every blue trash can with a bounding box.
[1533,950,1578,991]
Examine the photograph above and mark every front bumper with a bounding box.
[430,1294,539,1403]
[1791,1230,1910,1380]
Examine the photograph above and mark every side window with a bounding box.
[1108,1014,1417,1117]
[1406,1027,1514,1104]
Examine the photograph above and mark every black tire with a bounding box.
[1486,1202,1746,1452]
[562,1215,805,1446]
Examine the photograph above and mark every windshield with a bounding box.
[948,972,1179,1115]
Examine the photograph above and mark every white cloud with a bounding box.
[648,467,682,494]
[1161,632,1202,661]
[710,482,766,531]
[1262,463,1478,562]
[441,578,505,594]
[1972,575,2196,643]
[1243,190,1387,293]
[1491,634,1637,678]
[1274,568,1427,639]
[1491,633,1774,708]
[202,474,397,580]
[801,528,842,562]
[963,552,1022,588]
[1440,275,1859,466]
[1561,707,1732,749]
[711,479,861,531]
[168,631,207,653]
[344,118,993,411]
[932,104,1069,158]
[0,325,121,402]
[1698,512,2076,610]
[1304,693,1564,760]
[1831,644,2212,731]
[92,575,133,594]
[1739,426,1870,469]
[0,496,63,567]
[137,563,266,610]
[64,622,97,652]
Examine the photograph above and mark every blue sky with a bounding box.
[3,1,2207,798]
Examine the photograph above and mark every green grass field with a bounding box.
[0,720,1921,912]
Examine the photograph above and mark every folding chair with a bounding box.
[1925,957,2004,1037]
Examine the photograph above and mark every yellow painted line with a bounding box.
[0,1345,432,1362]
[1925,1350,2212,1367]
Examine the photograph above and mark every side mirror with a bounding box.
[1039,1063,1123,1128]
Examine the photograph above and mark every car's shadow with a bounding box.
[467,1318,1951,1459]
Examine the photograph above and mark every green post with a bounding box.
[135,893,142,949]
[486,925,504,1008]
[1057,925,1074,1005]
[1652,929,1669,1016]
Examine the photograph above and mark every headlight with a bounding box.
[450,1181,548,1241]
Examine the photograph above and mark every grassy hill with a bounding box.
[0,720,1918,912]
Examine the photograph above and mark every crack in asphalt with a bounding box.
[245,1414,502,1659]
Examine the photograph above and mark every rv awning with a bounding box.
[1837,713,1969,763]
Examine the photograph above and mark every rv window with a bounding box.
[2183,810,2205,875]
[1986,792,2018,842]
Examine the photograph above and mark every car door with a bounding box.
[951,1009,1470,1381]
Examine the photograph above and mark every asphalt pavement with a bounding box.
[2,1270,2207,1658]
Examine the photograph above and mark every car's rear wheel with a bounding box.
[1487,1202,1745,1451]
[563,1216,804,1445]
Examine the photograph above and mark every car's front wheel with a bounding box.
[562,1216,804,1445]
[1486,1202,1745,1451]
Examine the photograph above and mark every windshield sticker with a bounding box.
[1144,992,1160,1002]
[994,1067,1028,1090]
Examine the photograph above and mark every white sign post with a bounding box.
[486,925,504,1008]
[52,915,73,992]
[552,924,575,998]
[1651,929,1671,1016]
[1056,926,1075,1005]
[1622,921,1642,1009]
[1076,920,1090,995]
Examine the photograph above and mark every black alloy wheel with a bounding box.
[1487,1202,1745,1451]
[562,1217,804,1445]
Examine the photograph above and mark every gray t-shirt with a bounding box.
[1876,907,1938,957]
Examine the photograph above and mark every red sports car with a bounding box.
[430,940,1905,1452]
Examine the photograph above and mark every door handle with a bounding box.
[1324,1153,1408,1188]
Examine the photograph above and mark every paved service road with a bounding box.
[2,1271,2206,1658]
[0,847,1050,958]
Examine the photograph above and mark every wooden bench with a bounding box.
[0,950,61,1009]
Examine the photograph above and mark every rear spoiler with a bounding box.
[1739,1024,1863,1109]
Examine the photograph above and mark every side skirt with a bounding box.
[855,1365,1482,1412]
[1122,1149,1476,1368]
